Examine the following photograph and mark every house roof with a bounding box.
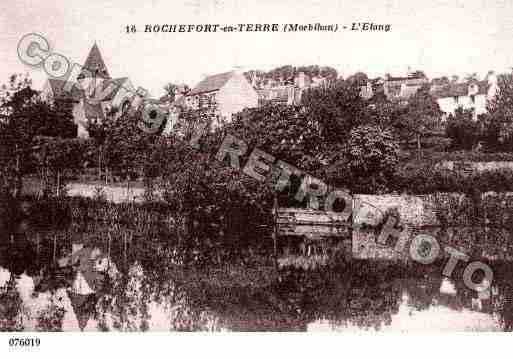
[431,80,488,98]
[79,43,111,79]
[97,77,128,101]
[188,71,234,96]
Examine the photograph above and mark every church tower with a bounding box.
[78,42,111,81]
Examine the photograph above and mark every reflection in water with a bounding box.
[0,199,512,332]
[0,240,512,332]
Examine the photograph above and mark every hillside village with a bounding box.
[38,43,501,140]
[5,46,513,333]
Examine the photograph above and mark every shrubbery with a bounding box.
[392,164,513,194]
[343,125,399,193]
[445,108,481,150]
[162,134,274,265]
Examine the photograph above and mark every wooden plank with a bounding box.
[277,224,349,237]
[276,208,349,225]
[274,207,350,238]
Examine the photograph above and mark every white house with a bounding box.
[431,73,499,121]
[182,70,259,127]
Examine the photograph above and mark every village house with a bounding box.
[40,43,138,138]
[358,72,428,102]
[383,72,429,102]
[430,72,498,121]
[179,70,259,128]
[257,72,328,106]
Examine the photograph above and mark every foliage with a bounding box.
[30,136,86,196]
[0,74,77,196]
[400,149,513,163]
[342,125,399,193]
[0,277,24,331]
[301,81,369,147]
[35,298,65,331]
[228,104,323,171]
[401,84,442,151]
[393,163,513,194]
[445,107,481,150]
[162,134,273,265]
[366,95,408,133]
[244,65,338,87]
[89,109,160,181]
[346,72,369,86]
[482,73,513,151]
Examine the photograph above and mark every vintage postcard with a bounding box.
[0,0,512,346]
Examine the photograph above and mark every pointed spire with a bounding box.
[78,43,111,80]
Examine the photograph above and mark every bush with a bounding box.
[393,163,513,194]
[445,108,481,150]
[341,125,399,193]
[162,136,274,266]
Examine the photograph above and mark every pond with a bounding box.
[0,198,512,332]
[1,237,512,331]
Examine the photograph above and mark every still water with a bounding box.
[1,197,512,332]
[1,236,512,332]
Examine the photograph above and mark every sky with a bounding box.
[1,0,513,97]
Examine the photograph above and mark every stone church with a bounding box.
[41,43,137,138]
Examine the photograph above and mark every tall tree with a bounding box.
[402,84,442,155]
[483,73,513,151]
[346,72,369,86]
[0,74,40,196]
[0,74,77,196]
[445,108,480,150]
[301,80,369,147]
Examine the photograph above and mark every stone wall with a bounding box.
[352,192,513,261]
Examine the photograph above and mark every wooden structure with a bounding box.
[272,195,351,265]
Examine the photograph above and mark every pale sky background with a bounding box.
[1,0,513,97]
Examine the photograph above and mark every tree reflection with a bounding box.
[35,292,65,331]
[0,274,24,331]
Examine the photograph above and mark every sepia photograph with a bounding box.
[0,0,512,353]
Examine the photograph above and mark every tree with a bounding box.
[366,95,406,132]
[301,81,369,148]
[409,70,426,78]
[464,72,478,82]
[0,74,78,196]
[482,73,513,151]
[0,74,41,196]
[244,65,338,87]
[402,84,442,155]
[343,125,399,193]
[445,108,481,150]
[346,72,369,86]
[31,136,84,197]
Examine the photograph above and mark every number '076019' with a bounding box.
[8,338,40,347]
